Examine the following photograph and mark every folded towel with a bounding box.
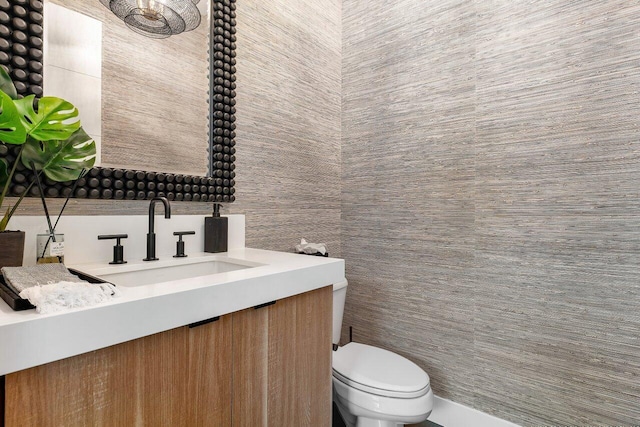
[295,238,328,256]
[1,264,85,294]
[19,281,121,314]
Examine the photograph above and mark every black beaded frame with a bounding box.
[0,0,44,97]
[0,0,237,204]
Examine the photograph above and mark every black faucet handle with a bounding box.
[97,234,128,264]
[173,231,195,258]
[173,231,196,237]
[98,234,128,241]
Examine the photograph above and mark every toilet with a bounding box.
[332,280,433,427]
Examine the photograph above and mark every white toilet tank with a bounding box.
[332,279,348,345]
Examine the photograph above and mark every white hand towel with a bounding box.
[19,281,121,314]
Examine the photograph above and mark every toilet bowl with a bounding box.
[332,280,433,427]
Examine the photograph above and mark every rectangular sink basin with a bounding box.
[95,259,256,287]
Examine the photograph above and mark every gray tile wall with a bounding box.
[230,0,342,255]
[342,1,640,425]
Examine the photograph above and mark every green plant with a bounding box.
[0,68,96,231]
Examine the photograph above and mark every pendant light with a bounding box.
[99,0,201,39]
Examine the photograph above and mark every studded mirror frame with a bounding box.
[0,0,237,203]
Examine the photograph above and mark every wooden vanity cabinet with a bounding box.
[2,286,332,427]
[4,315,233,427]
[232,285,333,427]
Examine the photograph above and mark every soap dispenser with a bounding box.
[204,203,228,253]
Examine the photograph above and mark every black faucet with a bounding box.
[143,197,171,261]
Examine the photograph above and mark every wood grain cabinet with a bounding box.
[232,285,333,427]
[4,315,233,427]
[1,286,332,427]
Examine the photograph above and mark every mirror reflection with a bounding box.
[43,0,210,176]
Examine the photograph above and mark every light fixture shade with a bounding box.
[99,0,202,39]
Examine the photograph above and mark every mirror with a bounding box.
[45,0,210,176]
[0,0,236,202]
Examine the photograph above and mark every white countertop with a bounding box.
[0,248,344,376]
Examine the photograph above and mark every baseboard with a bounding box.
[427,395,522,427]
[333,392,521,427]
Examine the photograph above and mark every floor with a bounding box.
[332,403,346,427]
[409,421,444,427]
[332,403,444,427]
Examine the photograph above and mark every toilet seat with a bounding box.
[332,342,430,398]
[333,374,434,425]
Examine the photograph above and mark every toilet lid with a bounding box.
[332,342,430,398]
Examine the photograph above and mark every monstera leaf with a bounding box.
[14,95,80,142]
[21,128,96,182]
[0,91,27,144]
[0,67,17,100]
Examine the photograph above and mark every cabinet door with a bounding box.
[231,302,269,425]
[4,315,232,427]
[186,316,233,426]
[232,286,333,427]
